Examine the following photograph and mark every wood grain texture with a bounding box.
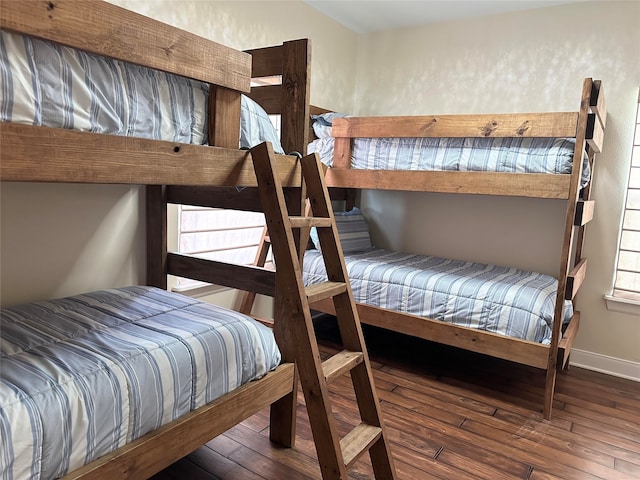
[324,169,571,199]
[0,123,303,186]
[310,298,550,370]
[0,0,251,91]
[166,253,275,297]
[209,86,242,148]
[331,113,579,139]
[565,258,588,300]
[156,325,640,480]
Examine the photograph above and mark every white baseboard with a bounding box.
[569,349,640,382]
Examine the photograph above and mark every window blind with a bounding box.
[613,94,640,302]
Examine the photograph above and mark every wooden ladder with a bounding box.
[251,142,397,480]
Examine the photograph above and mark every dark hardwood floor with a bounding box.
[154,317,640,480]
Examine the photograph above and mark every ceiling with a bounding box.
[304,1,584,33]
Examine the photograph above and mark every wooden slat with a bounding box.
[62,364,294,480]
[168,186,262,210]
[322,350,364,384]
[289,216,332,228]
[166,253,275,297]
[590,80,607,128]
[340,423,382,468]
[565,258,588,300]
[586,113,605,153]
[305,281,347,304]
[245,44,284,78]
[331,113,579,139]
[0,0,250,92]
[167,186,302,212]
[324,169,571,199]
[558,312,580,368]
[332,138,353,169]
[310,298,550,369]
[209,86,242,148]
[574,200,595,226]
[0,123,302,186]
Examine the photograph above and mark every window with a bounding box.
[174,206,271,292]
[607,92,640,312]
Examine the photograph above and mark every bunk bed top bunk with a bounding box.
[0,0,304,188]
[311,83,605,199]
[0,1,307,478]
[304,78,605,420]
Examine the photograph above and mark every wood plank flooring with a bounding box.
[153,317,640,480]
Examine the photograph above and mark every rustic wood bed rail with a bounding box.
[324,82,605,199]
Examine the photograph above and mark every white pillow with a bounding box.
[240,95,284,154]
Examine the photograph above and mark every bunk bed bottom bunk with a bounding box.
[0,286,291,480]
[304,249,580,370]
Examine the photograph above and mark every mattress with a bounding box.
[308,134,590,187]
[0,286,281,479]
[303,248,572,344]
[0,31,284,153]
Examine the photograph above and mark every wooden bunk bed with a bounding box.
[304,78,605,420]
[0,1,336,479]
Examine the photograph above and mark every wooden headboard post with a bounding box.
[245,39,311,156]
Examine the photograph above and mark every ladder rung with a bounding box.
[305,281,347,304]
[289,216,333,228]
[322,350,364,384]
[340,423,382,468]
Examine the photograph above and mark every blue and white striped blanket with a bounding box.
[303,249,571,344]
[0,31,284,153]
[0,286,281,479]
[308,135,590,186]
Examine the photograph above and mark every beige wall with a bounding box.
[353,1,640,366]
[0,0,358,306]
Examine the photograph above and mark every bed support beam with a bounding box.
[167,253,276,297]
[0,123,303,186]
[166,186,302,212]
[325,169,572,198]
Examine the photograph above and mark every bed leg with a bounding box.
[269,366,298,447]
[543,366,557,420]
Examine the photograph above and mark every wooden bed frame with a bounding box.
[0,1,313,478]
[308,78,605,420]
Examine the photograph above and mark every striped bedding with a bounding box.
[0,286,281,480]
[303,248,572,344]
[0,31,284,153]
[308,135,590,187]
